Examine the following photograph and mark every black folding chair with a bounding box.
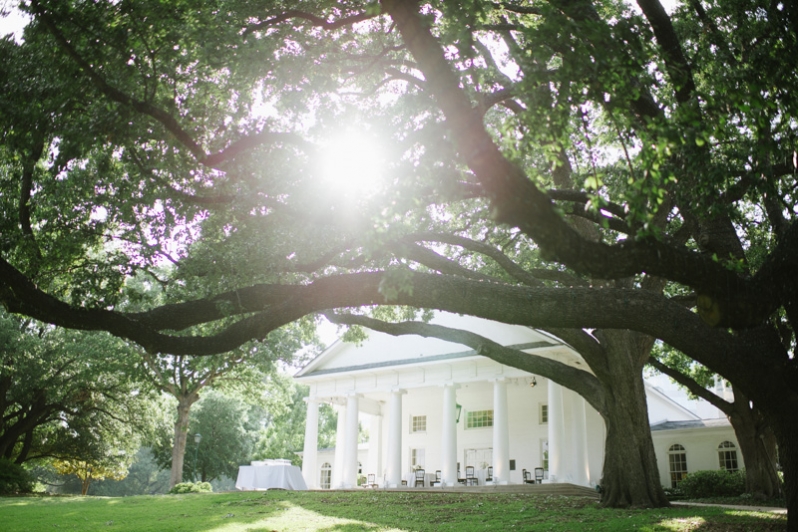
[465,465,478,486]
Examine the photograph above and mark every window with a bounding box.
[411,448,425,469]
[358,461,363,475]
[718,441,739,472]
[541,440,549,471]
[509,459,516,471]
[465,409,494,429]
[540,404,548,424]
[411,415,427,433]
[320,462,332,490]
[668,444,688,488]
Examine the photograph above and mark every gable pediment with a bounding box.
[295,312,564,379]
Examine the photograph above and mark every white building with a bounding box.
[295,313,741,489]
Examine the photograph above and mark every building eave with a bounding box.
[295,340,558,381]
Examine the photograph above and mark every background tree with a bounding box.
[52,455,130,496]
[90,447,171,496]
[0,312,153,467]
[252,374,338,467]
[152,389,261,483]
[122,270,318,488]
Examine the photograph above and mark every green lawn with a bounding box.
[0,491,786,531]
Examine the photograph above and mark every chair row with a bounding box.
[522,467,545,484]
[364,466,496,488]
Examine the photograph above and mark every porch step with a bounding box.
[355,482,600,498]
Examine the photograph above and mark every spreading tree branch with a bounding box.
[647,356,732,415]
[382,0,797,328]
[323,312,606,413]
[244,9,376,36]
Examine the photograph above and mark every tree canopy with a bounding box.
[2,0,798,525]
[0,311,153,466]
[252,374,338,467]
[153,389,260,483]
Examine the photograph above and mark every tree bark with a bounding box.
[595,331,670,508]
[169,393,199,489]
[727,392,782,499]
[771,413,798,531]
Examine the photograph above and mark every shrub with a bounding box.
[662,485,685,500]
[168,481,213,494]
[0,458,33,495]
[678,469,746,498]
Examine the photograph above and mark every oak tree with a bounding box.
[2,0,798,525]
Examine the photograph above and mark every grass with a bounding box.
[0,490,787,531]
[680,495,787,508]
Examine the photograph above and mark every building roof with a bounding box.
[295,312,573,380]
[299,341,556,378]
[650,418,731,431]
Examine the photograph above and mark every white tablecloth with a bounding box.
[235,461,307,491]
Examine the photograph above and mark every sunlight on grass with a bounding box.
[3,500,35,506]
[207,502,405,532]
[657,516,706,530]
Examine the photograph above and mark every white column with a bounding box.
[570,393,589,486]
[342,394,360,488]
[548,380,565,483]
[367,414,383,485]
[441,383,459,486]
[386,389,405,487]
[492,378,510,485]
[332,403,347,488]
[301,397,320,489]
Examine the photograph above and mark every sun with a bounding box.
[316,130,386,198]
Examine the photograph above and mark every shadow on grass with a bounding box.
[660,509,787,532]
[0,491,788,531]
[214,491,789,532]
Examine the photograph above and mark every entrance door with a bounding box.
[464,448,493,469]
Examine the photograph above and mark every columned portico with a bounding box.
[301,397,319,488]
[342,394,360,488]
[386,389,406,487]
[548,380,565,482]
[441,383,459,486]
[332,403,346,488]
[492,378,510,484]
[548,381,590,484]
[367,413,382,484]
[569,394,589,485]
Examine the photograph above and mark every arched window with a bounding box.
[668,444,688,488]
[718,441,739,472]
[320,462,332,490]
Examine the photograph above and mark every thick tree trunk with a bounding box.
[728,400,782,499]
[772,416,797,532]
[81,476,90,496]
[599,370,670,507]
[597,330,670,508]
[169,394,198,489]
